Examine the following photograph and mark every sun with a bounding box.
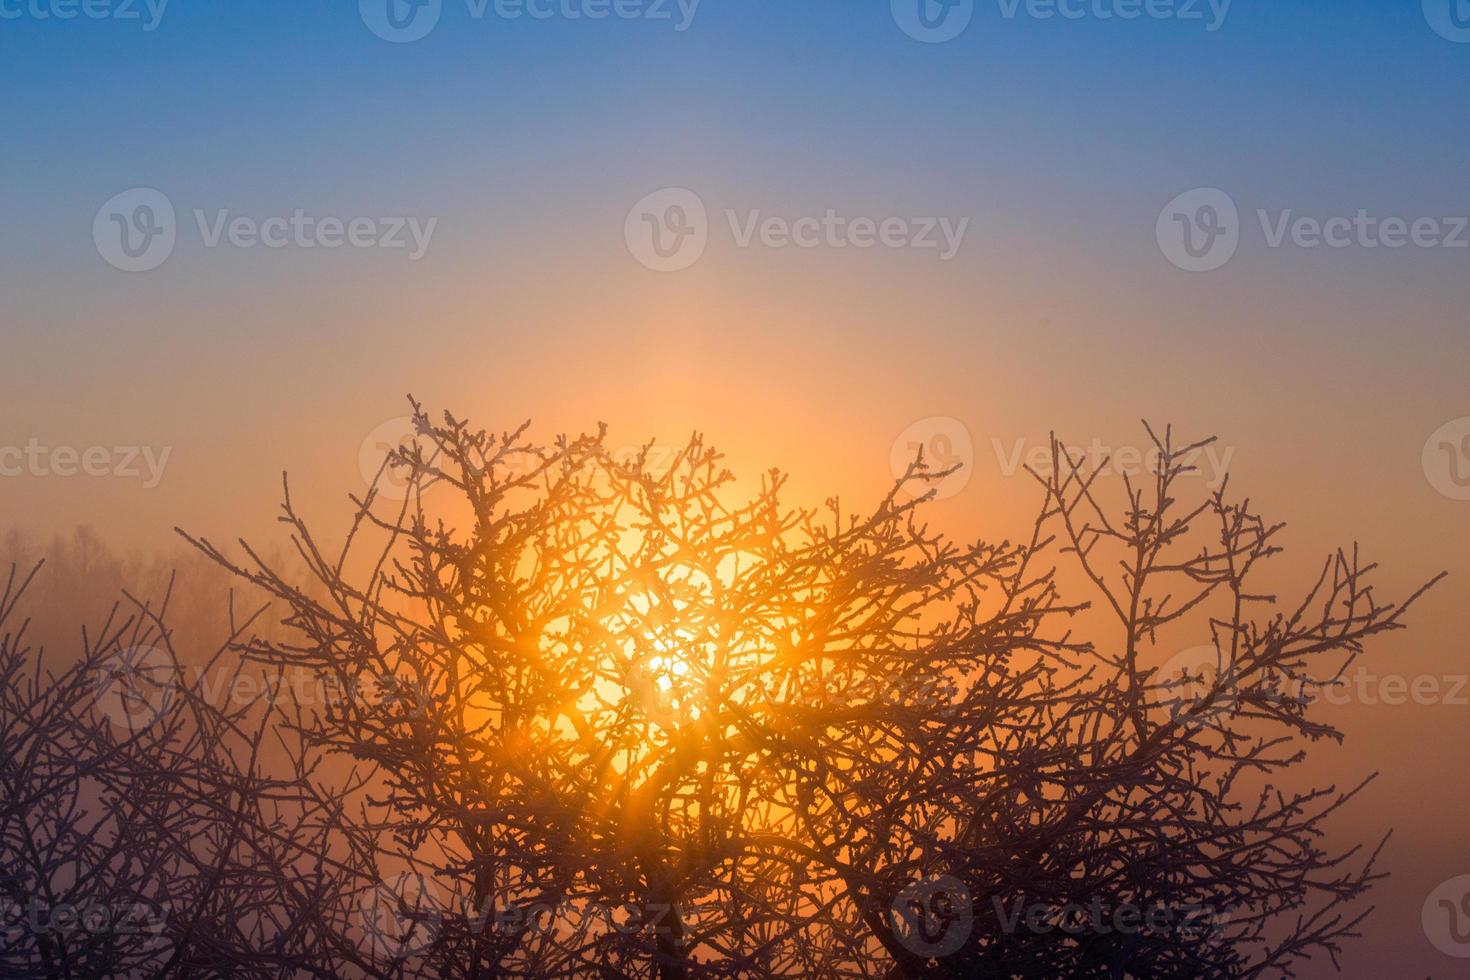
[644,629,702,721]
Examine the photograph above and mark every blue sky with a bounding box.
[5,2,1469,240]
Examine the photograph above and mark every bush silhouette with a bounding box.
[1,404,1440,978]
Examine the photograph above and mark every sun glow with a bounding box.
[646,632,701,720]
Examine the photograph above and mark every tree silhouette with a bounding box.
[0,558,320,978]
[0,404,1440,978]
[893,427,1443,979]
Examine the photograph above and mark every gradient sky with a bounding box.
[4,1,1470,974]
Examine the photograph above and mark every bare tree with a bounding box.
[0,559,281,978]
[889,427,1443,979]
[2,404,1435,979]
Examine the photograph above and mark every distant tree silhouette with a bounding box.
[0,404,1441,978]
[0,559,312,978]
